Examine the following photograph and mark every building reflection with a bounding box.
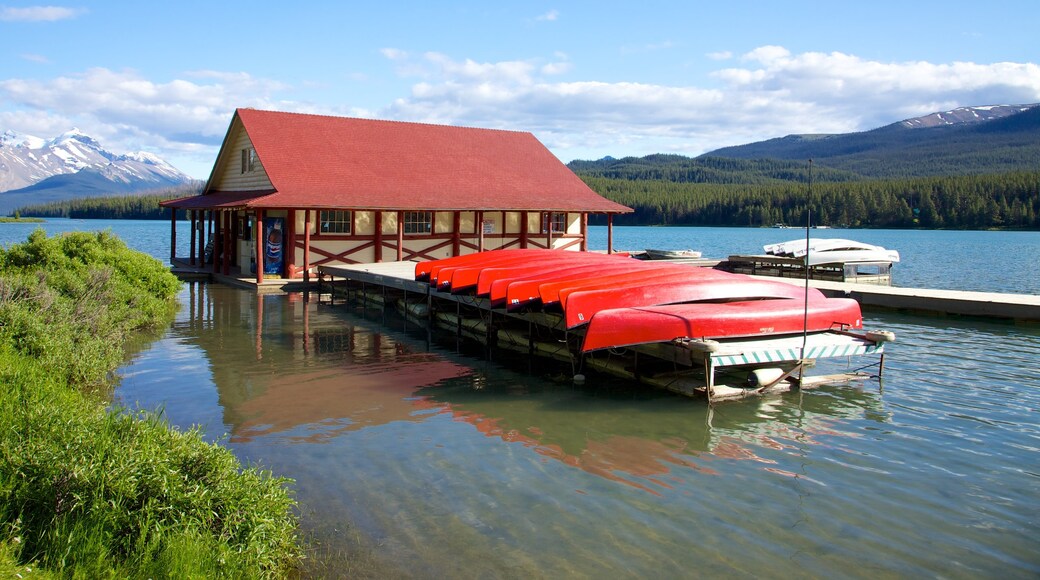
[175,281,887,493]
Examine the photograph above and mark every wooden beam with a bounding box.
[221,211,231,276]
[255,210,265,284]
[607,214,614,254]
[374,210,383,262]
[520,211,528,249]
[189,210,197,266]
[304,210,311,283]
[286,209,296,278]
[452,211,461,256]
[396,211,404,261]
[580,212,588,252]
[211,211,220,273]
[477,210,484,252]
[169,207,177,263]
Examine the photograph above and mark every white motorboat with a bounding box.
[764,238,900,266]
[644,248,703,260]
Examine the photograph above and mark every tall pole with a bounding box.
[800,159,813,368]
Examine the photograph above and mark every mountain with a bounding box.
[0,128,192,214]
[698,104,1040,178]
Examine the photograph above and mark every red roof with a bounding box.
[167,109,630,213]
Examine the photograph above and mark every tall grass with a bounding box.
[0,229,300,577]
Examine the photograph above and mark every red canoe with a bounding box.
[417,249,544,282]
[445,251,630,293]
[562,278,826,328]
[554,268,736,308]
[580,297,863,353]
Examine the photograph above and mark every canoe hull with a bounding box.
[580,298,863,353]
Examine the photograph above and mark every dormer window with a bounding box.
[241,148,258,173]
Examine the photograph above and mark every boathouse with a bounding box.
[161,108,631,284]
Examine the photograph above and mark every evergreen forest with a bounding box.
[575,160,1039,230]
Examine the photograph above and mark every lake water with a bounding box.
[4,219,1040,577]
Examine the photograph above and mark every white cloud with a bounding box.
[3,46,1038,178]
[0,5,85,21]
[20,53,49,63]
[376,48,1040,161]
[707,51,732,61]
[536,9,559,22]
[0,67,301,177]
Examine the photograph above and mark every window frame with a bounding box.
[541,212,567,234]
[241,147,258,173]
[318,210,353,235]
[403,211,433,234]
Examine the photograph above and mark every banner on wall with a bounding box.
[264,217,284,275]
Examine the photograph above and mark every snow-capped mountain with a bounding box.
[0,128,191,194]
[900,104,1038,128]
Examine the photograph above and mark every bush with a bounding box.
[0,229,300,577]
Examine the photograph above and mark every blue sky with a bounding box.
[2,1,1038,179]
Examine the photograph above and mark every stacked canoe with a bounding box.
[415,249,863,353]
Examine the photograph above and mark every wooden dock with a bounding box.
[763,277,1040,322]
[317,261,897,402]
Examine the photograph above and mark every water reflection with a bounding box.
[167,282,889,494]
[117,283,1040,577]
[417,371,887,495]
[172,282,471,443]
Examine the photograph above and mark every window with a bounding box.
[241,148,258,173]
[542,212,566,234]
[319,210,352,234]
[403,211,433,234]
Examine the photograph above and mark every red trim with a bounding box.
[374,210,383,262]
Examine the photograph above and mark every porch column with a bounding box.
[255,210,265,284]
[212,211,220,273]
[477,210,484,252]
[520,211,528,249]
[286,209,296,278]
[304,210,311,283]
[221,211,231,276]
[197,211,205,266]
[168,207,177,264]
[374,211,383,262]
[546,212,554,249]
[189,210,197,266]
[452,211,461,256]
[580,212,588,252]
[607,214,614,254]
[396,211,404,261]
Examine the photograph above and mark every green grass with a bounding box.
[0,229,300,578]
[0,217,44,223]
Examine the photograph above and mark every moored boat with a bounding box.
[764,238,900,266]
[644,248,703,260]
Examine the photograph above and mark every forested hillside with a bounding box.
[14,183,200,219]
[583,171,1040,229]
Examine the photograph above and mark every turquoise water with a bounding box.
[4,219,1040,577]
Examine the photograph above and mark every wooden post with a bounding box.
[452,211,461,256]
[396,211,404,261]
[169,207,177,263]
[477,210,484,252]
[304,210,311,283]
[520,211,528,249]
[546,212,554,249]
[222,211,231,276]
[607,214,614,254]
[189,210,197,266]
[212,211,220,273]
[580,212,588,252]
[374,210,383,262]
[255,210,265,284]
[286,209,296,278]
[198,211,206,266]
